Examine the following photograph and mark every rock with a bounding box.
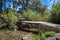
[23,33,33,40]
[46,37,56,40]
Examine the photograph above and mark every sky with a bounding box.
[2,0,58,10]
[41,0,58,9]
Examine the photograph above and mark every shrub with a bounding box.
[33,36,39,40]
[23,10,47,21]
[33,34,45,40]
[2,9,19,29]
[44,31,55,37]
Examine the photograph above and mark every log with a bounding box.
[21,21,60,32]
[0,22,7,28]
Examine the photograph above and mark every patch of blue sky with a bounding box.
[3,0,23,11]
[6,0,13,8]
[2,6,4,10]
[40,0,58,9]
[2,0,13,10]
[40,0,48,5]
[16,4,23,11]
[48,0,58,9]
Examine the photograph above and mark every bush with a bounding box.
[49,4,60,24]
[33,36,39,40]
[23,10,47,21]
[44,31,55,37]
[33,34,45,40]
[2,9,19,29]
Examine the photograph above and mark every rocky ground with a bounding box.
[0,30,60,40]
[0,30,36,40]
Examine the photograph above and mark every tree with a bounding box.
[49,2,60,24]
[15,0,30,11]
[31,0,46,13]
[12,0,46,13]
[0,0,3,13]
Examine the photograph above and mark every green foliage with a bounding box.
[33,35,39,40]
[33,31,55,40]
[23,10,47,21]
[12,0,46,13]
[0,28,10,33]
[44,31,55,37]
[40,34,46,40]
[2,9,18,29]
[33,34,45,40]
[49,3,60,24]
